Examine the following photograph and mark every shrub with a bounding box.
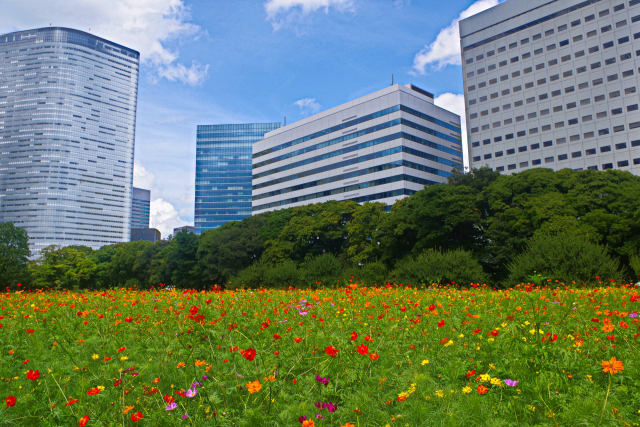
[507,231,622,284]
[392,248,487,286]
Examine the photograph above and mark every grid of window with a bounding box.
[131,187,150,229]
[461,0,640,174]
[0,27,139,255]
[252,85,462,214]
[194,123,280,233]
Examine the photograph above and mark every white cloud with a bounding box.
[133,162,156,190]
[412,0,501,73]
[434,92,468,169]
[0,0,208,85]
[265,0,354,30]
[150,198,188,238]
[157,62,210,86]
[293,97,322,115]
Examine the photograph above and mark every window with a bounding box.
[528,112,537,119]
[556,137,567,144]
[496,166,504,171]
[541,109,550,115]
[633,140,640,147]
[491,107,500,113]
[553,105,563,112]
[511,70,520,77]
[603,41,614,49]
[537,78,547,85]
[582,114,593,121]
[518,146,527,152]
[484,153,492,159]
[558,154,568,161]
[614,125,625,132]
[524,67,533,74]
[506,148,515,155]
[577,66,587,73]
[568,118,578,125]
[618,160,629,167]
[508,164,516,170]
[532,159,541,165]
[536,63,545,70]
[542,124,552,131]
[621,53,632,61]
[597,110,608,118]
[498,46,506,53]
[593,77,603,85]
[575,50,585,57]
[490,78,498,84]
[545,29,554,36]
[605,57,616,65]
[519,161,529,168]
[572,151,582,158]
[573,35,583,42]
[544,156,554,163]
[560,40,569,47]
[628,104,639,111]
[483,139,491,145]
[548,58,558,66]
[587,30,597,37]
[471,141,480,147]
[525,82,534,88]
[591,61,601,69]
[617,21,628,29]
[570,134,580,142]
[506,133,514,140]
[607,74,619,81]
[562,54,571,62]
[580,98,591,105]
[601,24,612,32]
[551,74,560,81]
[488,64,496,70]
[602,163,613,170]
[625,87,637,94]
[616,142,627,149]
[543,140,553,147]
[585,14,595,22]
[517,130,526,137]
[531,143,540,150]
[500,75,508,81]
[589,46,599,53]
[521,37,529,44]
[559,24,568,31]
[495,151,503,157]
[539,93,548,100]
[600,145,611,152]
[595,94,606,102]
[599,128,610,135]
[522,52,531,59]
[614,3,624,11]
[494,136,503,142]
[533,33,541,40]
[534,48,543,55]
[504,118,513,125]
[584,131,595,138]
[476,54,484,60]
[499,60,507,66]
[600,9,610,17]
[509,42,517,49]
[586,148,596,155]
[510,56,519,63]
[487,50,495,56]
[566,101,577,108]
[612,107,623,115]
[565,87,575,94]
[609,90,620,98]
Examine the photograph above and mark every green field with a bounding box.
[1,283,639,426]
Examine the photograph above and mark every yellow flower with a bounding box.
[490,377,502,386]
[421,359,430,365]
[479,373,491,382]
[97,385,105,391]
[91,354,99,360]
[529,329,536,335]
[444,340,454,347]
[462,386,472,394]
[458,333,464,338]
[120,356,128,361]
[435,389,444,398]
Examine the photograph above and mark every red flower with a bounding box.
[130,411,143,422]
[350,331,358,341]
[163,395,174,403]
[428,304,436,311]
[78,415,89,427]
[465,369,476,378]
[26,329,35,335]
[5,395,16,407]
[117,347,126,353]
[369,352,379,360]
[65,397,79,406]
[113,379,122,387]
[437,320,445,328]
[490,329,499,337]
[273,333,281,340]
[241,348,256,361]
[356,344,369,355]
[325,345,339,358]
[294,337,301,343]
[87,387,101,395]
[473,329,482,334]
[440,337,449,345]
[476,385,488,394]
[26,369,40,381]
[364,334,373,342]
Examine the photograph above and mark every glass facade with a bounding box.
[131,187,150,229]
[194,122,280,233]
[0,27,139,255]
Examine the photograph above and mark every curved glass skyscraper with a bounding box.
[0,27,139,255]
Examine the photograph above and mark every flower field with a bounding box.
[1,283,639,426]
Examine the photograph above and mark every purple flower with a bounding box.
[165,402,178,411]
[185,387,198,398]
[315,375,329,386]
[191,381,202,388]
[298,415,307,423]
[314,401,322,409]
[325,402,337,413]
[182,413,189,419]
[504,379,518,387]
[315,413,325,419]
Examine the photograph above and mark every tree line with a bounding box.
[2,167,640,289]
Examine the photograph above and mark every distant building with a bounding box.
[195,122,280,234]
[173,225,194,236]
[252,84,462,213]
[131,228,161,243]
[0,27,139,255]
[460,0,640,174]
[131,187,151,229]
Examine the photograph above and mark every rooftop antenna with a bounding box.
[283,116,286,126]
[391,73,394,86]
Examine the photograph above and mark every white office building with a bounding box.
[460,0,640,173]
[252,84,462,213]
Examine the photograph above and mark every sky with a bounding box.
[0,0,502,237]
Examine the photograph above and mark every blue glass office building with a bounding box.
[131,187,151,229]
[195,123,280,234]
[0,28,139,255]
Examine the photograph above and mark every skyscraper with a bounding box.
[252,84,462,214]
[0,27,139,255]
[195,122,280,234]
[131,187,150,229]
[460,0,640,173]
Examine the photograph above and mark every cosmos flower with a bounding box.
[504,379,518,387]
[5,396,16,407]
[601,357,624,375]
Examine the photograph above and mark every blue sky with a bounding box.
[1,0,501,236]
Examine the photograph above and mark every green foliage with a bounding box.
[299,253,344,287]
[392,248,487,285]
[30,245,97,289]
[344,261,389,286]
[0,222,30,286]
[508,230,622,284]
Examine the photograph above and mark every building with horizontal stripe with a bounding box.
[252,84,462,213]
[460,0,640,174]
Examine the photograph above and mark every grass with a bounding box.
[1,282,639,426]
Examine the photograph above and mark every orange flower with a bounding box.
[601,357,624,375]
[341,424,355,427]
[122,405,135,414]
[302,420,315,427]
[602,323,614,333]
[476,385,488,394]
[246,380,262,394]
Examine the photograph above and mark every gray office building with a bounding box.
[0,27,139,254]
[460,0,640,174]
[252,84,462,213]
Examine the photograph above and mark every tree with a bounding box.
[30,245,97,289]
[0,222,30,286]
[392,248,487,286]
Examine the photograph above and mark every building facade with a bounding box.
[251,84,462,214]
[131,228,161,243]
[195,122,280,234]
[173,225,194,236]
[131,187,150,229]
[0,27,139,255]
[460,0,640,174]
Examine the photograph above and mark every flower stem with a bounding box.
[599,374,612,424]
